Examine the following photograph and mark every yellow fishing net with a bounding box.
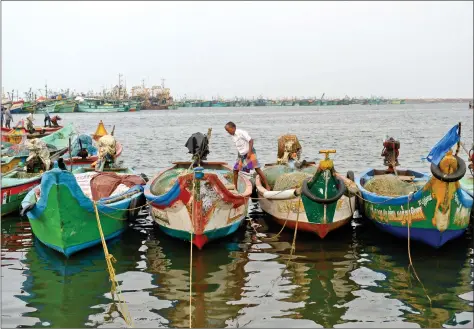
[273,171,313,191]
[364,174,419,197]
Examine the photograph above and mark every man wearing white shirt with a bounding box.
[225,121,271,191]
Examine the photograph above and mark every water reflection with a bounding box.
[145,227,248,328]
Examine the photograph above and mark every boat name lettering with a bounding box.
[418,195,433,207]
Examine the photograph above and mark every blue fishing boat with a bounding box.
[356,125,473,248]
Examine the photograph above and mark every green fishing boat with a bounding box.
[54,100,77,113]
[20,165,146,257]
[200,101,212,107]
[77,99,129,113]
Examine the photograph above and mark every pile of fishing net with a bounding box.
[155,169,234,195]
[364,174,419,197]
[273,171,313,191]
[26,139,51,170]
[98,135,117,158]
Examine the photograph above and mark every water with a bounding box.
[2,104,473,328]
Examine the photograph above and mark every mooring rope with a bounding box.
[93,201,133,327]
[405,193,432,307]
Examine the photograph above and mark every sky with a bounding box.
[2,1,473,99]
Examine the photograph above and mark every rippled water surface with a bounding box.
[2,104,473,328]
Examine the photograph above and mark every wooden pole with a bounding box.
[455,122,462,156]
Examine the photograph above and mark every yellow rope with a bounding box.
[93,202,133,327]
[405,195,432,307]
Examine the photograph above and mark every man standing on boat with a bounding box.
[25,112,35,134]
[1,106,4,127]
[225,121,271,191]
[44,109,52,127]
[4,107,13,129]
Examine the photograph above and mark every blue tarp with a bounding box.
[426,124,460,165]
[70,134,97,157]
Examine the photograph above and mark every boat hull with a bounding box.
[22,169,144,257]
[256,165,356,238]
[356,169,473,248]
[77,104,128,113]
[145,162,253,249]
[1,175,41,216]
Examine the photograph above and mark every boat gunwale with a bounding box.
[23,168,143,220]
[355,168,473,208]
[144,162,253,206]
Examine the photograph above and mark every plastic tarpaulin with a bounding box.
[426,124,460,166]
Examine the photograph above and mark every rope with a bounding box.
[258,197,302,298]
[189,232,193,329]
[93,202,133,327]
[405,193,432,307]
[188,173,197,328]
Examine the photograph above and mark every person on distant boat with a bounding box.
[44,109,52,127]
[25,112,35,134]
[225,121,271,191]
[4,107,13,129]
[51,115,61,127]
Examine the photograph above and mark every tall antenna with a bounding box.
[161,78,166,89]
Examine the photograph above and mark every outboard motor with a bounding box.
[381,137,400,173]
[185,132,210,167]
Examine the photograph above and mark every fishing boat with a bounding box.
[200,101,212,107]
[1,138,68,216]
[256,135,357,238]
[355,126,473,248]
[77,99,129,113]
[53,100,77,113]
[20,164,147,257]
[211,101,227,107]
[1,123,75,173]
[144,131,252,249]
[1,124,63,144]
[62,121,123,170]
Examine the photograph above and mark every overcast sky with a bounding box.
[2,1,473,99]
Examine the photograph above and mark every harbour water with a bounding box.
[2,103,473,328]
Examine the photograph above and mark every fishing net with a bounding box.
[277,134,302,164]
[364,174,419,197]
[26,139,51,170]
[152,168,234,196]
[273,171,313,191]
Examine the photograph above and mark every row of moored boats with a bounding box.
[1,122,473,258]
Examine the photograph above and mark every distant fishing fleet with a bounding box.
[2,76,419,116]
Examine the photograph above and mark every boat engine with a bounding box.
[381,137,400,173]
[185,132,210,167]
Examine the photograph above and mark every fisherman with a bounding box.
[1,106,4,127]
[44,109,52,127]
[25,112,35,134]
[4,107,13,129]
[51,115,61,127]
[225,121,271,190]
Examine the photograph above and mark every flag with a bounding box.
[426,124,460,165]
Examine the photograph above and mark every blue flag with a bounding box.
[426,124,460,165]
